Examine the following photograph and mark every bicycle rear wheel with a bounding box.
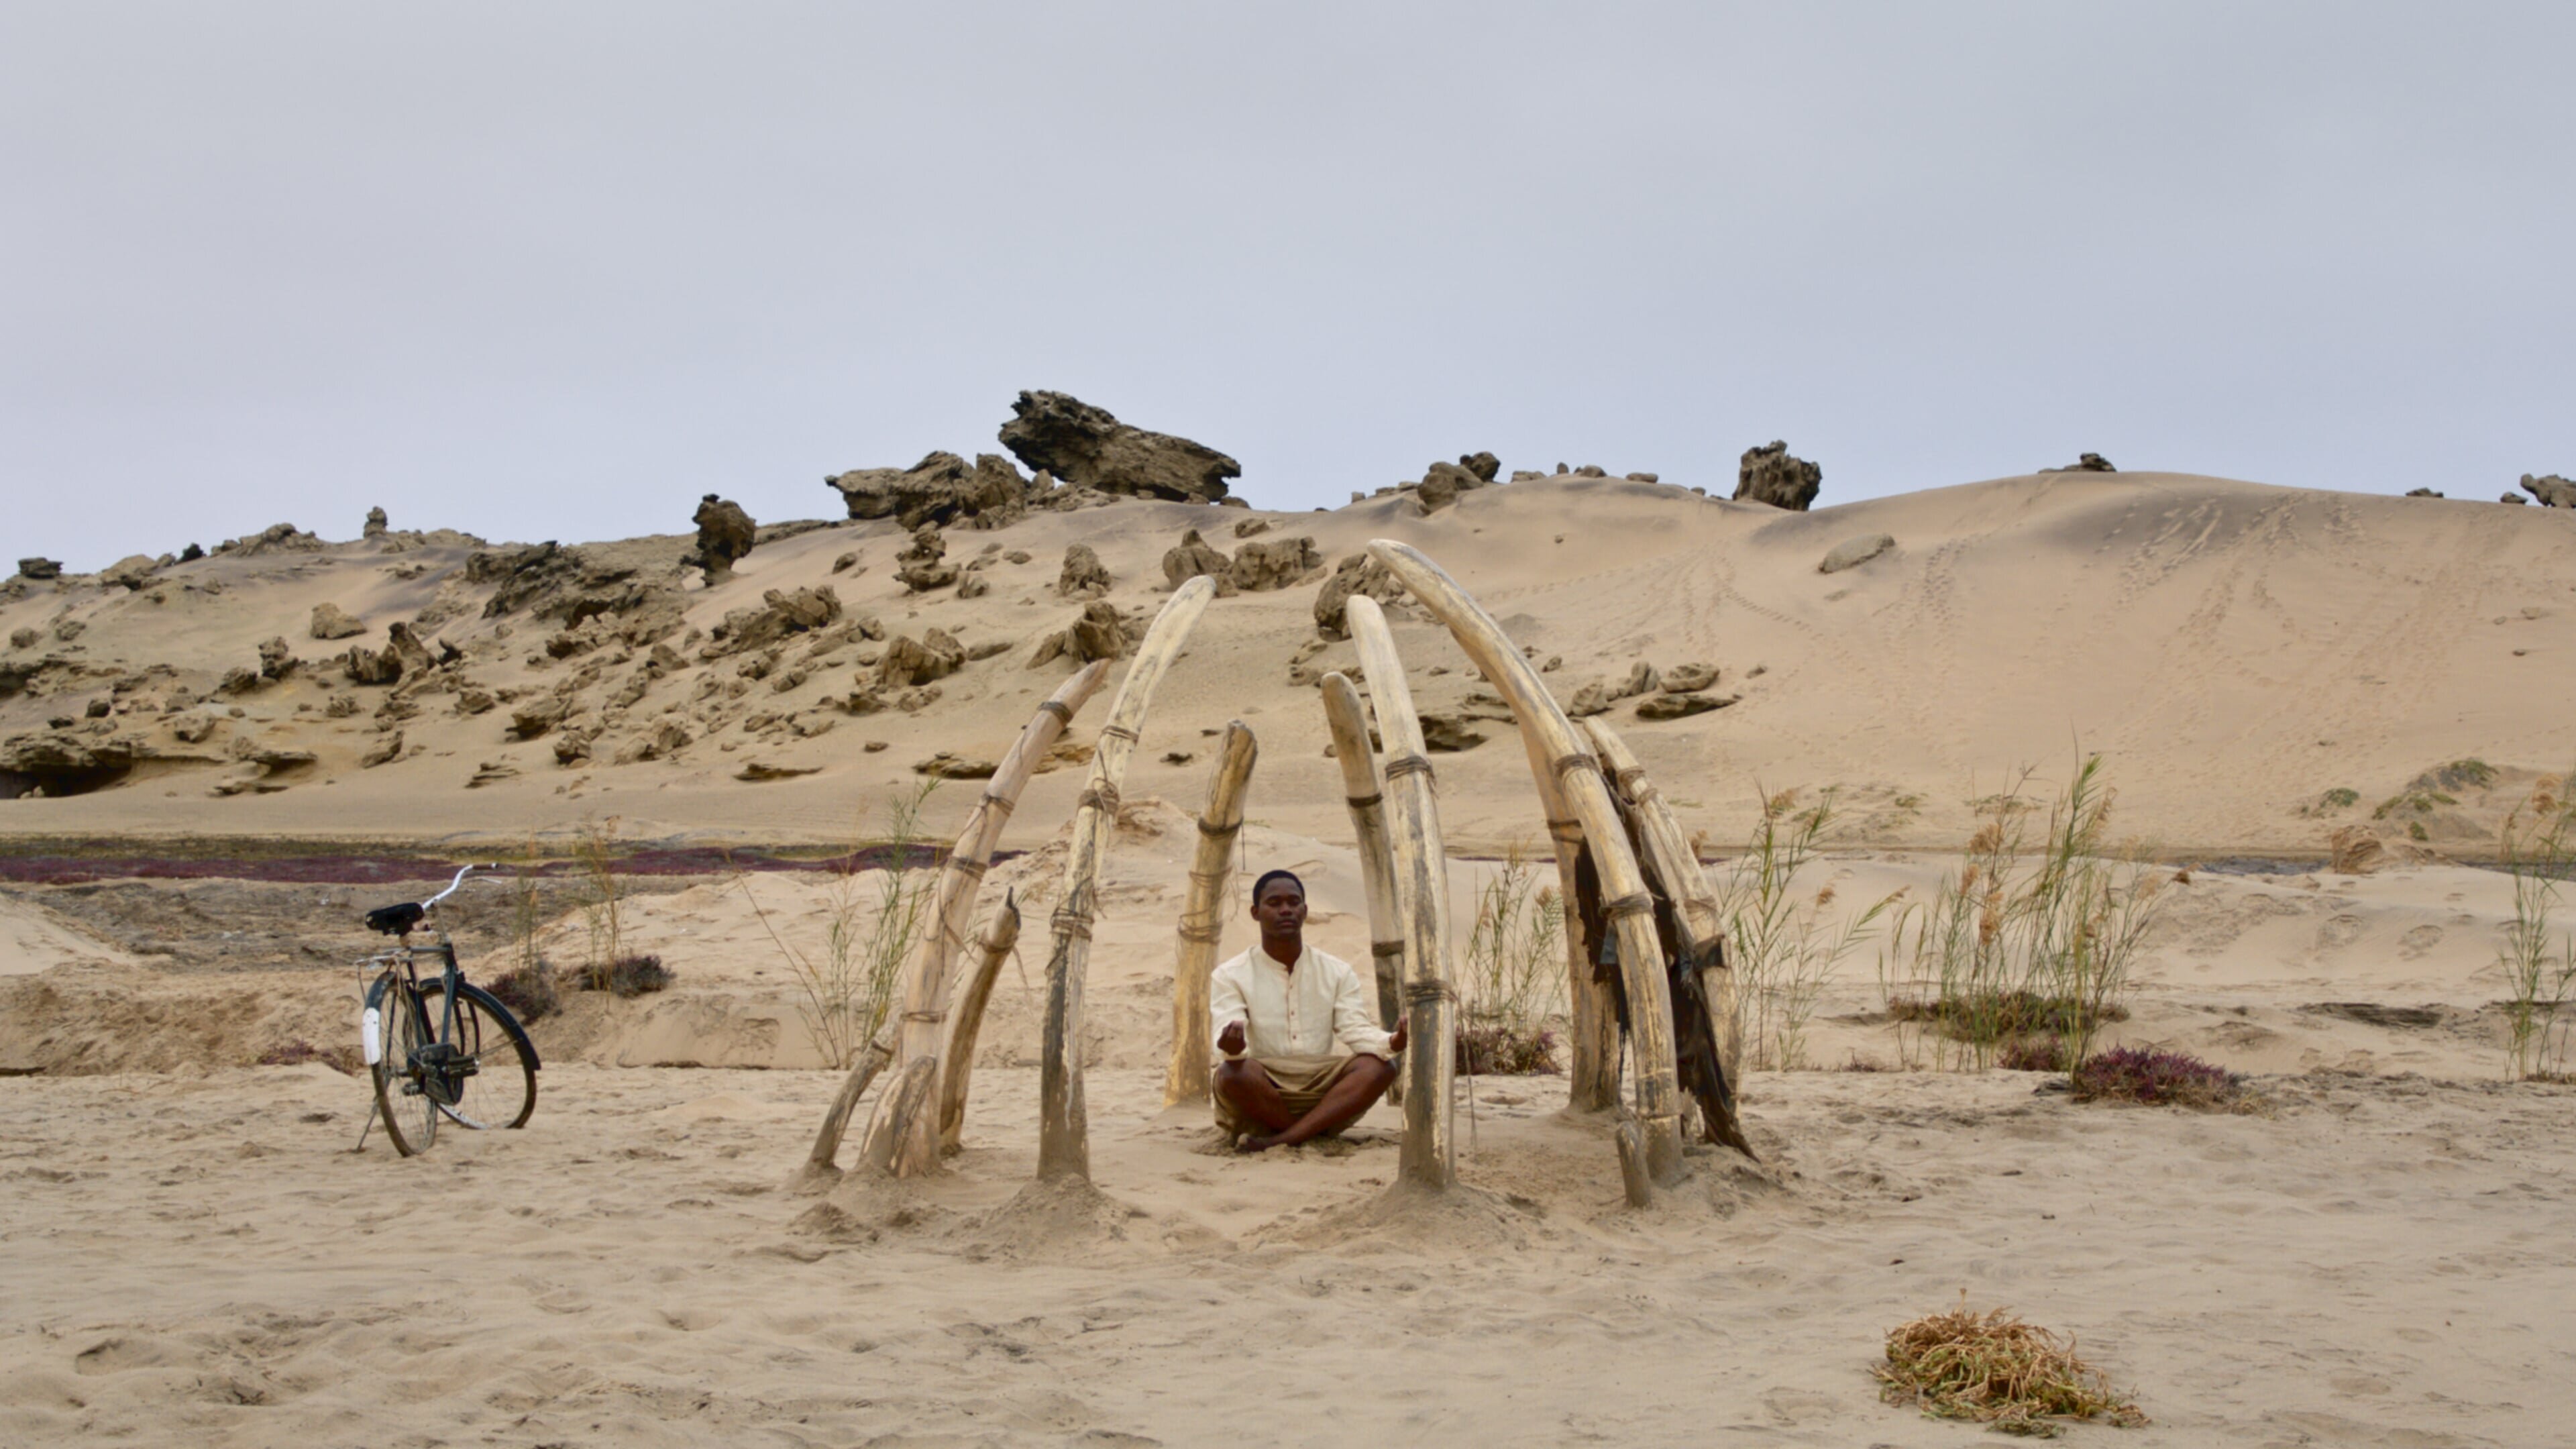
[368,974,441,1156]
[414,980,538,1133]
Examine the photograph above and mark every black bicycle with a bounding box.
[358,863,539,1156]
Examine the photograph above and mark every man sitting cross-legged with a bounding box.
[1212,869,1408,1152]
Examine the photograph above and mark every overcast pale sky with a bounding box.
[5,3,2569,570]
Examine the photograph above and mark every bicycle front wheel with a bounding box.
[368,974,441,1157]
[414,980,539,1133]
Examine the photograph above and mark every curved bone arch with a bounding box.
[809,543,1751,1201]
[1364,540,1693,1185]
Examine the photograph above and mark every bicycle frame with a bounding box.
[362,936,478,1110]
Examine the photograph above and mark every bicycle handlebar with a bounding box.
[421,862,499,911]
[364,863,501,936]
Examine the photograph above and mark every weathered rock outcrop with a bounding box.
[691,494,758,584]
[16,559,62,581]
[467,541,684,639]
[2043,453,2118,473]
[828,451,1032,529]
[227,522,323,555]
[2406,488,2446,499]
[363,506,390,539]
[877,629,965,688]
[706,586,843,657]
[1313,553,1405,639]
[311,602,368,640]
[1458,451,1501,483]
[1028,601,1132,668]
[1637,692,1733,721]
[99,555,159,590]
[256,637,297,681]
[1735,441,1822,511]
[1819,534,1895,574]
[1418,714,1487,753]
[2523,474,2576,508]
[1660,661,1719,692]
[1161,529,1234,591]
[1416,460,1489,513]
[896,527,957,592]
[998,390,1239,502]
[1059,543,1112,598]
[1229,536,1321,592]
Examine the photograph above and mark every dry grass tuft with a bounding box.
[1454,1021,1558,1075]
[1997,1033,2068,1073]
[2070,1045,2245,1109]
[582,954,673,998]
[254,1039,362,1074]
[484,960,561,1023]
[1875,1298,2145,1436]
[1887,990,2129,1042]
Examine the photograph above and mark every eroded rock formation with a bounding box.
[692,494,758,585]
[828,451,1034,529]
[1735,441,1821,511]
[998,390,1240,503]
[2523,474,2576,508]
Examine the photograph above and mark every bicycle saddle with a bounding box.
[364,901,427,936]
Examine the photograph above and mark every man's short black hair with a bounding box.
[1251,869,1305,902]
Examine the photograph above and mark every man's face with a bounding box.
[1252,878,1307,937]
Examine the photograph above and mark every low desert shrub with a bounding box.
[1887,990,2129,1043]
[255,1039,362,1074]
[582,954,673,999]
[1875,1298,2145,1434]
[2069,1046,2241,1108]
[484,960,562,1023]
[1454,1021,1558,1075]
[1997,1034,2068,1073]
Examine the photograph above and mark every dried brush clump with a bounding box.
[2070,1046,2244,1109]
[1997,1034,2068,1073]
[1454,1022,1558,1076]
[254,1039,362,1074]
[1874,1299,2145,1436]
[484,960,562,1023]
[582,954,674,998]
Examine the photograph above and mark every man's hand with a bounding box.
[1387,1015,1409,1055]
[1218,1020,1246,1057]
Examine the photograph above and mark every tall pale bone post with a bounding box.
[932,892,1021,1155]
[1344,595,1458,1190]
[1580,717,1752,1157]
[825,661,1110,1178]
[1320,674,1405,1034]
[1366,541,1686,1186]
[1037,576,1218,1181]
[1163,721,1258,1107]
[1336,589,1610,1108]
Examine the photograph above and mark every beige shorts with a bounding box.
[1212,1052,1371,1136]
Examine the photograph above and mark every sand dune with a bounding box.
[4,472,2569,857]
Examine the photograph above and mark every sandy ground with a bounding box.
[5,1061,2575,1447]
[6,468,2574,1445]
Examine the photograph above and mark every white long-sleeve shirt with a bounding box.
[1208,943,1393,1061]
